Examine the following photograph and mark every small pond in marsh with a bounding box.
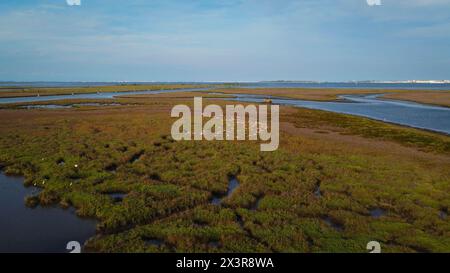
[0,172,96,253]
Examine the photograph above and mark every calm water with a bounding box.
[227,93,450,135]
[0,82,215,88]
[245,82,450,90]
[20,103,124,109]
[0,172,96,253]
[0,88,209,104]
[2,81,450,90]
[1,85,449,134]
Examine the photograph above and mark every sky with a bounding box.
[0,0,450,82]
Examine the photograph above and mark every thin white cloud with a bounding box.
[367,0,382,6]
[66,0,81,6]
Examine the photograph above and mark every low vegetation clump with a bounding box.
[0,96,448,253]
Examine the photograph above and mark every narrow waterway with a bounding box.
[0,88,210,104]
[211,177,240,205]
[1,89,449,134]
[225,93,450,135]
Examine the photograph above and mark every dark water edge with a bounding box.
[0,172,96,253]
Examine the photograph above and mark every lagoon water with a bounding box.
[0,172,96,253]
[0,88,209,105]
[226,93,450,135]
[2,81,450,90]
[1,86,449,134]
[245,82,450,90]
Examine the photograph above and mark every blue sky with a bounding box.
[1,0,450,82]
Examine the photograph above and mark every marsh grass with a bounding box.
[0,97,448,253]
[283,108,450,154]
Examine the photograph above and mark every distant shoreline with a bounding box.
[2,80,450,84]
[2,81,450,91]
